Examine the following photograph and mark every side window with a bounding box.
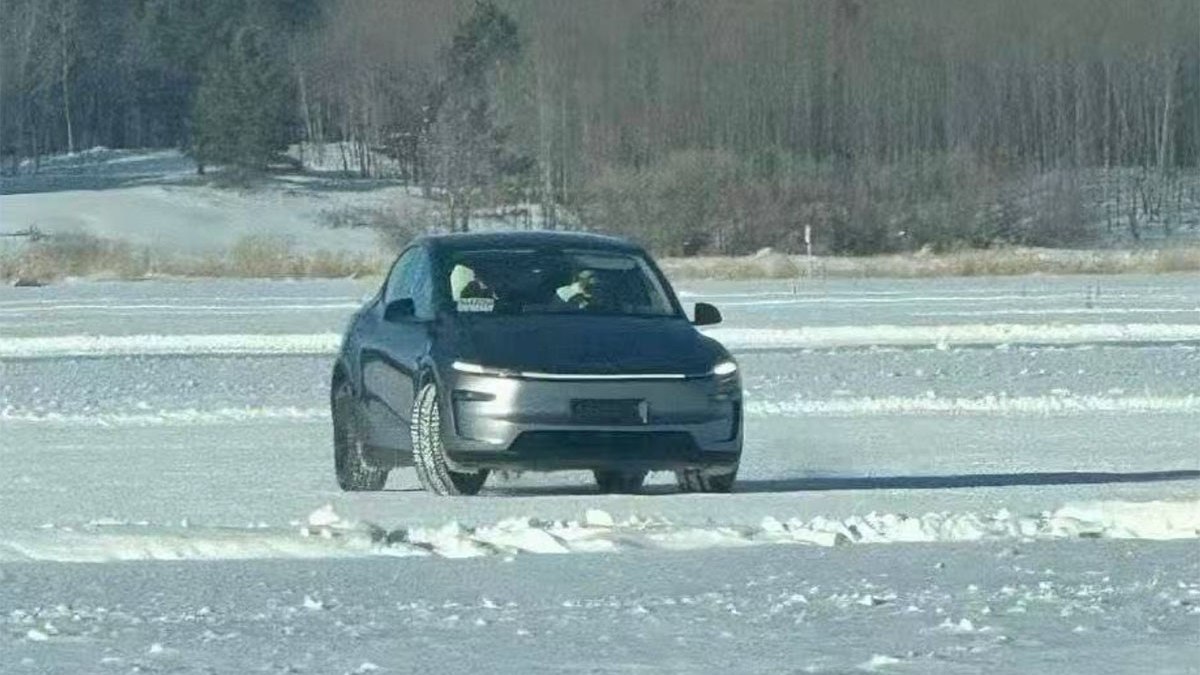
[384,248,418,304]
[384,247,435,320]
[407,251,434,320]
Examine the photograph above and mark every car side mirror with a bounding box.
[693,302,722,326]
[383,298,416,322]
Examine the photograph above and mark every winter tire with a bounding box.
[593,470,648,494]
[411,381,489,496]
[675,465,738,493]
[332,378,388,491]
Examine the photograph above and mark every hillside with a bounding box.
[2,147,1199,282]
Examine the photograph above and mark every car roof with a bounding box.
[419,230,643,254]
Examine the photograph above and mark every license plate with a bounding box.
[571,399,647,425]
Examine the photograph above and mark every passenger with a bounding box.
[450,264,475,301]
[556,269,597,308]
[451,264,495,300]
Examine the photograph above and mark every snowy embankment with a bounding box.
[4,322,1200,360]
[0,500,1195,563]
[0,148,406,256]
[0,333,341,359]
[709,323,1200,350]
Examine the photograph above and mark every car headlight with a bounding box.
[452,361,516,377]
[711,360,738,377]
[711,359,740,401]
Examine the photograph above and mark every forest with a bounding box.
[2,0,1197,255]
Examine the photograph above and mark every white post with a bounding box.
[804,224,814,280]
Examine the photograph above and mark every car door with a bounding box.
[359,246,436,455]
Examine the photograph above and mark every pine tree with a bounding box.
[192,26,291,173]
[429,1,524,231]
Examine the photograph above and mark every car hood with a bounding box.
[445,315,724,375]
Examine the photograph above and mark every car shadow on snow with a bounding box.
[483,469,1200,496]
[485,483,678,497]
[732,469,1200,493]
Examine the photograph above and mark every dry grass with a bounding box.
[0,233,150,281]
[659,247,1200,280]
[1153,248,1200,274]
[4,235,1198,284]
[0,234,386,283]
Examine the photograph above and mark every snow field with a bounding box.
[0,277,1196,673]
[0,149,404,255]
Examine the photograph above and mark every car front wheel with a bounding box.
[411,381,489,496]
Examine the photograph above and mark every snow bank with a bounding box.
[6,322,1198,359]
[5,394,1198,428]
[746,393,1200,416]
[0,301,360,316]
[0,527,393,563]
[2,500,1195,563]
[0,406,327,427]
[1,149,408,255]
[0,333,342,359]
[707,323,1200,350]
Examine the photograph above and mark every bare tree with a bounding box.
[55,0,76,155]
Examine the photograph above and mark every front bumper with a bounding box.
[440,368,742,472]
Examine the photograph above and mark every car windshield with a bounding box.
[441,248,677,318]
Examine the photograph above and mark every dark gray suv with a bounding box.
[331,231,742,495]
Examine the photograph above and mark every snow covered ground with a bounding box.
[1,274,1198,673]
[0,148,414,255]
[3,540,1197,674]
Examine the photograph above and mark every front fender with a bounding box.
[332,357,358,398]
[335,308,369,399]
[413,353,441,399]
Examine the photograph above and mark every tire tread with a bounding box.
[675,466,738,493]
[333,380,388,491]
[411,382,487,496]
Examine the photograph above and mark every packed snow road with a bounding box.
[1,274,1198,673]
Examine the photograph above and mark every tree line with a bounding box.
[2,0,1197,254]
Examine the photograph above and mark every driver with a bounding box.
[450,264,495,300]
